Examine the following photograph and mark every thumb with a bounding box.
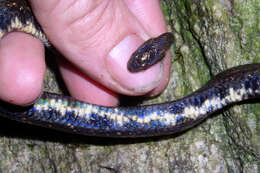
[30,0,167,95]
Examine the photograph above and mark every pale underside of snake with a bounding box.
[0,0,259,137]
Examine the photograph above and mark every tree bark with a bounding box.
[0,0,259,172]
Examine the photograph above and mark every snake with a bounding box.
[0,0,259,137]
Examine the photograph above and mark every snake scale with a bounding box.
[0,0,259,137]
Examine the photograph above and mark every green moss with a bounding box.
[0,0,259,172]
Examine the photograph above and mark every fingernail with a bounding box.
[107,35,163,94]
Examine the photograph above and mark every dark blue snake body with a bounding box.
[0,0,259,137]
[0,63,259,137]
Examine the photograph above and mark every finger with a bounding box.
[29,0,164,97]
[124,0,172,96]
[58,58,119,106]
[0,32,46,105]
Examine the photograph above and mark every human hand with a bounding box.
[0,0,171,106]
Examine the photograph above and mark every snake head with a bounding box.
[127,32,174,72]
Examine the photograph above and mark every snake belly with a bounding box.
[0,0,259,137]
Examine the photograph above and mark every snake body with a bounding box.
[0,0,259,137]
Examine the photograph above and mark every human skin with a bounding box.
[0,0,171,106]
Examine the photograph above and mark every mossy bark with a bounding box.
[0,0,259,172]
